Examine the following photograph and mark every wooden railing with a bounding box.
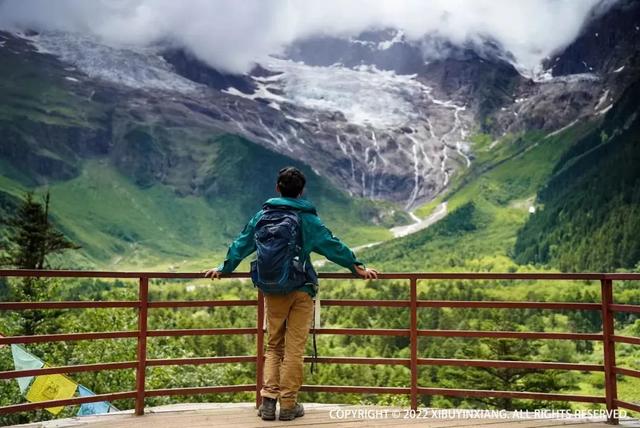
[1,270,639,425]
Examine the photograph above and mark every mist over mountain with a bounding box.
[0,0,608,74]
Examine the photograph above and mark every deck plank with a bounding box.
[13,404,629,428]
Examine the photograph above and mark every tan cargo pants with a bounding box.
[260,290,313,409]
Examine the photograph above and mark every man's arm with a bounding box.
[310,220,378,279]
[204,211,262,280]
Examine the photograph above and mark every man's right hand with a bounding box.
[354,264,379,279]
[203,268,222,280]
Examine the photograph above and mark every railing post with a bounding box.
[256,290,265,409]
[601,278,618,425]
[135,276,149,416]
[410,277,418,411]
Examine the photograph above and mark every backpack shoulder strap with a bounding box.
[262,204,301,213]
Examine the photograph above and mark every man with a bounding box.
[204,166,378,421]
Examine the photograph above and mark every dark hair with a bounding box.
[277,167,306,197]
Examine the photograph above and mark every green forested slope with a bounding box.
[514,80,640,272]
[360,120,599,273]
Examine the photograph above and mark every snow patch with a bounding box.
[223,81,287,110]
[64,76,79,82]
[614,65,625,73]
[29,31,199,93]
[595,89,609,110]
[348,37,376,48]
[533,72,598,84]
[260,58,427,129]
[489,139,501,149]
[597,104,613,116]
[545,119,579,138]
[378,30,404,50]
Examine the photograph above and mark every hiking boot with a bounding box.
[257,397,277,421]
[279,403,304,421]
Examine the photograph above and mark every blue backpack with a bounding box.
[250,205,314,294]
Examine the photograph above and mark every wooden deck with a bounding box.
[14,404,640,428]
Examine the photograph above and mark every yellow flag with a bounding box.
[26,366,78,415]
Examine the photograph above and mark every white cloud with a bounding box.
[0,0,612,74]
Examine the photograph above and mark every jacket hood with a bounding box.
[264,197,317,214]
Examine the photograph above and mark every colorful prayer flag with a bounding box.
[11,344,44,394]
[26,366,78,415]
[77,385,112,416]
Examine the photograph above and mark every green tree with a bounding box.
[1,191,79,269]
[0,191,80,335]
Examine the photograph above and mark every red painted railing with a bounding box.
[1,270,639,424]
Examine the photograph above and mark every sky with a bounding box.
[0,0,614,74]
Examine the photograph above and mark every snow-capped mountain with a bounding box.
[22,29,478,207]
[1,0,638,209]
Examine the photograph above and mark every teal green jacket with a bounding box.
[216,197,364,296]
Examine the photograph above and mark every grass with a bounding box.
[37,160,392,269]
[40,160,226,269]
[413,195,444,218]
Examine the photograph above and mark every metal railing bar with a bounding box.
[610,304,640,314]
[0,300,604,311]
[0,392,136,415]
[3,269,635,281]
[300,385,410,394]
[0,331,138,345]
[603,274,640,280]
[612,335,640,346]
[148,300,257,308]
[410,277,418,410]
[145,385,255,397]
[417,330,603,341]
[417,301,601,310]
[0,301,138,310]
[319,299,409,307]
[417,358,604,371]
[255,291,265,408]
[147,328,257,337]
[302,356,410,366]
[416,387,606,403]
[615,399,640,413]
[146,356,256,367]
[135,277,149,416]
[310,328,410,336]
[0,362,138,380]
[615,367,640,378]
[601,278,618,423]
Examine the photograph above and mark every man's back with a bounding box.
[214,196,368,297]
